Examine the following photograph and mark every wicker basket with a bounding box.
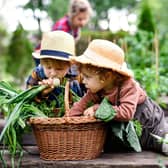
[30,117,106,160]
[29,81,107,160]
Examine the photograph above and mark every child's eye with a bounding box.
[83,74,90,79]
[55,67,65,71]
[47,66,52,69]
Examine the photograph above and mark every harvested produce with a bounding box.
[0,79,80,167]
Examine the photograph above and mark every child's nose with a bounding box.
[51,69,57,76]
[81,20,86,27]
[82,78,86,84]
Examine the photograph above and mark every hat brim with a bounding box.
[70,55,133,77]
[32,52,70,61]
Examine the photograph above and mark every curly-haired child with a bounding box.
[68,39,168,155]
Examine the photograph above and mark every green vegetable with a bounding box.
[0,79,80,166]
[95,97,116,122]
[94,96,142,152]
[0,80,59,167]
[8,78,60,104]
[0,81,18,97]
[7,85,46,104]
[111,121,142,152]
[150,133,168,144]
[133,120,142,137]
[125,121,142,152]
[86,101,94,108]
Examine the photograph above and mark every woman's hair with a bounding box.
[69,0,93,18]
[79,64,130,86]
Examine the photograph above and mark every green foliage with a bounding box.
[0,81,50,166]
[95,97,142,152]
[76,30,128,55]
[24,0,46,11]
[134,68,159,99]
[133,120,142,137]
[7,24,33,84]
[0,56,14,83]
[0,26,8,56]
[111,121,142,152]
[118,30,168,100]
[90,0,136,12]
[0,20,14,82]
[30,100,57,117]
[138,0,155,32]
[47,0,69,23]
[144,0,168,34]
[95,97,116,122]
[121,30,155,68]
[125,121,142,152]
[159,34,168,76]
[0,80,81,165]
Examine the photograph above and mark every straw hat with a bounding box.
[71,39,133,77]
[32,31,75,61]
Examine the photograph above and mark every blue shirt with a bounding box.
[26,65,84,107]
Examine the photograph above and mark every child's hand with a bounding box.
[83,107,95,117]
[38,78,56,88]
[38,78,56,96]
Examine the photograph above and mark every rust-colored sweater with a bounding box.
[68,78,147,121]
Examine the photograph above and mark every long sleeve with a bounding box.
[68,78,147,121]
[26,65,46,88]
[68,90,99,116]
[111,79,147,121]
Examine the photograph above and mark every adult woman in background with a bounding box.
[52,0,93,42]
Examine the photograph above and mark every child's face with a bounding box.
[41,59,70,79]
[72,11,89,28]
[81,67,105,93]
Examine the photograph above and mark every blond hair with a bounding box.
[69,0,93,18]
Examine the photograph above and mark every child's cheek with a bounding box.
[64,69,69,76]
[57,69,68,78]
[43,69,49,77]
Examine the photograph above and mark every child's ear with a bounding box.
[104,71,111,78]
[103,71,115,81]
[100,72,109,81]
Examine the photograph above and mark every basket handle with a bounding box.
[64,80,70,115]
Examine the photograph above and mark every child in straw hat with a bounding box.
[26,31,84,109]
[34,0,93,66]
[68,39,168,155]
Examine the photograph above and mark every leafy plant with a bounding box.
[150,133,168,144]
[119,30,168,100]
[138,0,155,32]
[0,80,80,167]
[0,81,49,167]
[7,24,33,84]
[95,97,142,152]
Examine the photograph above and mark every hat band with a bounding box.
[40,50,71,58]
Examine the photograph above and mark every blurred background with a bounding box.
[0,0,168,106]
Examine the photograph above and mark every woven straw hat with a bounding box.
[71,39,133,77]
[32,31,75,61]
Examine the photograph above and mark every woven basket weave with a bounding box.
[30,117,106,160]
[29,81,107,160]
